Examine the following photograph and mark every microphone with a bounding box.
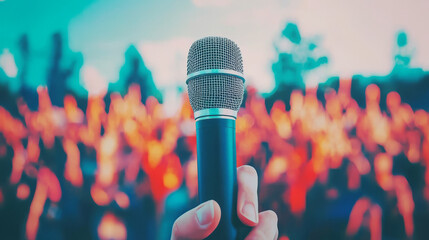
[186,37,246,239]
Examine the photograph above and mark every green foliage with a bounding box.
[272,22,329,90]
[282,23,301,44]
[397,31,408,47]
[394,31,411,68]
[110,45,162,103]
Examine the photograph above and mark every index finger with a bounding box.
[237,165,259,226]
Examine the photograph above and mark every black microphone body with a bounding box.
[196,118,239,239]
[186,36,248,240]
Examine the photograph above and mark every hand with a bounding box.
[171,165,278,240]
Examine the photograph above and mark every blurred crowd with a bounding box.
[1,76,429,239]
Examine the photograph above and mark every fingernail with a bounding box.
[241,202,257,223]
[196,201,214,228]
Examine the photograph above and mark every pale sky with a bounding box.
[72,0,429,93]
[1,0,429,94]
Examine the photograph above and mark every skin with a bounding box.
[171,165,279,240]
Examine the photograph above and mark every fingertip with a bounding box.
[196,200,216,228]
[238,201,259,226]
[171,200,221,240]
[195,200,221,239]
[237,165,258,187]
[237,165,259,226]
[211,200,222,226]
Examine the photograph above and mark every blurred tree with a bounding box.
[18,35,29,85]
[390,30,425,83]
[16,34,38,110]
[388,31,427,110]
[267,22,329,111]
[0,0,95,96]
[46,32,85,107]
[110,45,162,103]
[271,22,328,90]
[393,31,413,72]
[13,33,85,110]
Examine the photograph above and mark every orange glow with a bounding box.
[347,197,370,235]
[385,139,402,156]
[346,197,383,240]
[366,84,380,104]
[0,106,28,143]
[395,176,414,238]
[185,159,198,198]
[17,183,30,200]
[100,134,118,156]
[347,163,361,190]
[97,212,127,240]
[38,167,62,202]
[27,135,40,163]
[1,78,428,239]
[179,94,194,120]
[374,153,393,190]
[91,186,110,206]
[10,142,25,184]
[115,192,130,209]
[124,119,138,135]
[97,161,116,187]
[64,95,84,123]
[406,131,420,163]
[97,134,118,186]
[271,101,292,139]
[375,154,392,174]
[63,139,83,187]
[264,156,288,183]
[339,78,352,97]
[147,140,164,169]
[164,155,183,191]
[369,205,382,240]
[163,171,179,189]
[288,181,307,214]
[26,181,48,240]
[415,109,428,129]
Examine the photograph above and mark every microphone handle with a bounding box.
[197,118,247,240]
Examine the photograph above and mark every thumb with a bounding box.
[171,200,221,240]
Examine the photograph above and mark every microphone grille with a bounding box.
[187,37,243,74]
[187,37,244,112]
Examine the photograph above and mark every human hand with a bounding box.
[171,165,278,240]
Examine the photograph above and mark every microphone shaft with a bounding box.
[196,118,239,240]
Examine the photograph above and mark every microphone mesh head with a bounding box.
[187,37,244,112]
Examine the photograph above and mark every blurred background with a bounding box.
[1,0,429,239]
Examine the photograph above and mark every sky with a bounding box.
[1,0,429,94]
